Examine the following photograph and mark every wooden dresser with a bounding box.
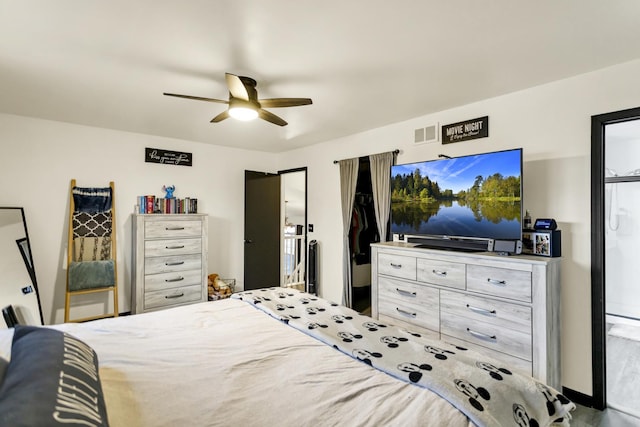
[132,214,208,314]
[371,242,561,390]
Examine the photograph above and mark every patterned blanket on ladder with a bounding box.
[232,288,575,427]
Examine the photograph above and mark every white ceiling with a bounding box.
[2,1,640,153]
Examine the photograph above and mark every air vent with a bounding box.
[414,123,439,144]
[424,124,437,141]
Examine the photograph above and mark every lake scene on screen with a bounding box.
[390,149,522,240]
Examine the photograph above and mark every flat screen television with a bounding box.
[390,148,522,251]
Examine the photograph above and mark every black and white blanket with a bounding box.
[233,288,575,427]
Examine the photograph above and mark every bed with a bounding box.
[0,287,574,427]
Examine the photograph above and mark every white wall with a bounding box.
[0,113,278,324]
[278,58,640,396]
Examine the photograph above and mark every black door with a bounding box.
[244,171,280,290]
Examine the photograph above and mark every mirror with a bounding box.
[0,207,43,328]
[281,169,307,291]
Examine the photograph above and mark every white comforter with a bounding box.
[0,299,473,427]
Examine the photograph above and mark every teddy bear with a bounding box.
[207,273,233,300]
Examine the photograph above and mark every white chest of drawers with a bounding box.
[132,214,208,314]
[371,242,561,390]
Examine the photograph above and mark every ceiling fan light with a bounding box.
[229,106,258,121]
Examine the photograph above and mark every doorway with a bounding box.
[591,107,640,415]
[244,168,307,292]
[280,168,307,291]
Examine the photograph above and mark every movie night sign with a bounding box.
[442,116,489,144]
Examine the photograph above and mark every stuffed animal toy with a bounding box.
[207,273,233,300]
[207,273,219,298]
[162,185,176,199]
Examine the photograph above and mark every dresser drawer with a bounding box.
[440,289,531,334]
[144,238,202,257]
[417,258,466,289]
[466,264,532,302]
[440,313,532,361]
[378,276,438,307]
[378,253,417,280]
[441,333,533,376]
[379,294,439,332]
[144,269,203,292]
[144,284,203,310]
[145,254,202,275]
[145,220,202,239]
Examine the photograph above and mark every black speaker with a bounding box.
[308,240,318,295]
[2,305,19,328]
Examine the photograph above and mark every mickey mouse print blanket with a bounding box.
[233,288,575,427]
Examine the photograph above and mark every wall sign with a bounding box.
[442,116,489,144]
[145,147,192,166]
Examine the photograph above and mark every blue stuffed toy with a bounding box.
[162,185,175,199]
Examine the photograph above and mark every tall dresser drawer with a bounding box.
[144,284,203,310]
[378,276,438,307]
[417,258,465,289]
[467,264,532,302]
[440,289,531,334]
[145,238,202,257]
[378,253,417,280]
[145,220,202,238]
[145,254,202,275]
[440,313,532,361]
[144,269,203,292]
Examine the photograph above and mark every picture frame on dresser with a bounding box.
[522,230,561,257]
[131,214,208,314]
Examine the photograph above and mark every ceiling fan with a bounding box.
[163,73,312,127]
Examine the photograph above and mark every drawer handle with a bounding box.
[166,227,185,231]
[165,261,185,266]
[166,245,185,250]
[432,269,447,277]
[165,276,184,283]
[395,288,417,297]
[466,328,497,341]
[165,292,185,299]
[395,307,417,318]
[487,278,506,286]
[390,263,402,269]
[466,304,497,316]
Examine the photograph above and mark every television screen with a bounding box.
[390,148,522,241]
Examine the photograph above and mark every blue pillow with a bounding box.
[0,326,109,426]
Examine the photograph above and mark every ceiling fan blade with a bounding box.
[259,98,313,108]
[210,110,230,123]
[163,93,228,104]
[258,109,288,126]
[225,73,250,101]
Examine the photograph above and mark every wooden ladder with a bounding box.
[65,179,119,322]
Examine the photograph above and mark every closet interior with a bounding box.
[349,157,380,314]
